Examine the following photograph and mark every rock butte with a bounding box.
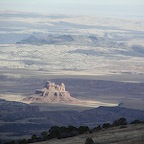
[22,81,83,104]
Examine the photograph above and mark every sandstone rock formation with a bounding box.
[22,81,82,104]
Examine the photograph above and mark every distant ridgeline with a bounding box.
[16,34,125,48]
[0,99,39,113]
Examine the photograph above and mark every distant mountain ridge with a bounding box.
[0,99,39,113]
[1,98,144,125]
[17,34,124,48]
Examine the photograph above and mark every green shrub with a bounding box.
[130,120,143,124]
[113,118,127,126]
[102,123,111,129]
[78,126,89,134]
[85,137,94,144]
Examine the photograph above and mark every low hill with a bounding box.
[0,100,144,140]
[17,34,124,48]
[34,124,144,144]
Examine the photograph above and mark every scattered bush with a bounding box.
[102,123,111,129]
[120,125,127,129]
[78,126,89,134]
[113,118,127,126]
[49,126,60,138]
[85,137,94,144]
[94,125,101,131]
[6,117,143,144]
[130,120,144,124]
[41,131,48,141]
[17,139,28,144]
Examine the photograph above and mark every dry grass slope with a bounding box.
[35,124,144,144]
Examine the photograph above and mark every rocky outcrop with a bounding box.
[22,81,82,104]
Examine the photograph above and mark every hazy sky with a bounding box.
[0,0,144,17]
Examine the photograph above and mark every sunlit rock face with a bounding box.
[23,81,81,104]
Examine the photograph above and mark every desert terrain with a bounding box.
[0,68,144,110]
[0,12,144,75]
[0,11,144,141]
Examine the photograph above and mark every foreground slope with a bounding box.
[35,124,144,144]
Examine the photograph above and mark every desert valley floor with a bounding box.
[0,68,144,110]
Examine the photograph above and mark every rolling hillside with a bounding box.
[34,124,144,144]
